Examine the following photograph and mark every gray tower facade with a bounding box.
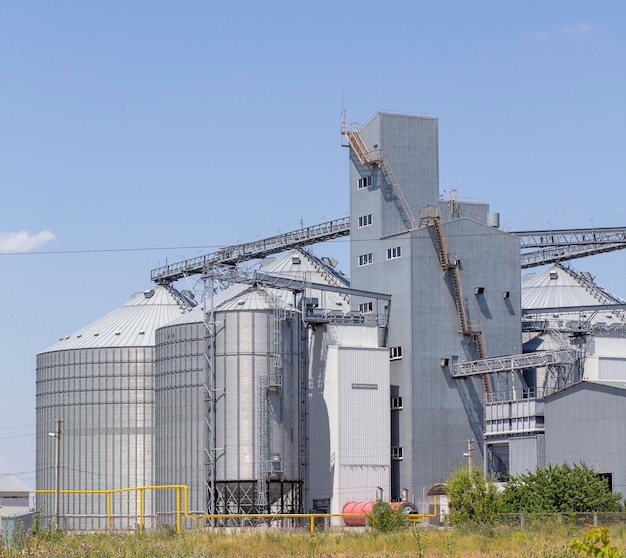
[347,112,521,499]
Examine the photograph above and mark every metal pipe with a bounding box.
[48,418,63,529]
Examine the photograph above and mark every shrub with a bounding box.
[445,464,501,525]
[366,502,408,532]
[502,463,624,513]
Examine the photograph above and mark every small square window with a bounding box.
[358,253,373,267]
[391,396,403,410]
[386,246,402,260]
[357,176,372,190]
[358,214,373,228]
[391,446,403,460]
[359,301,373,313]
[389,346,403,360]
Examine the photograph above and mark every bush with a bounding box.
[502,463,624,513]
[445,464,501,525]
[367,502,408,532]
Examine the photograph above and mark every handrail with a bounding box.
[36,486,438,533]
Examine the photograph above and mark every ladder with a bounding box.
[419,207,492,393]
[341,122,417,231]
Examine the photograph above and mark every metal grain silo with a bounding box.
[153,249,349,523]
[153,285,248,526]
[35,286,191,530]
[213,287,303,515]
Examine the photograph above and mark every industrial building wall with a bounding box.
[356,113,439,237]
[545,382,626,498]
[36,347,155,530]
[583,335,626,380]
[509,435,545,476]
[347,112,521,502]
[307,327,390,521]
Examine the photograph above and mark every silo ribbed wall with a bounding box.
[154,303,304,523]
[36,347,155,531]
[214,308,302,504]
[154,322,205,527]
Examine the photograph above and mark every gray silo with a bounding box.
[36,286,191,530]
[213,287,303,515]
[154,250,351,523]
[154,284,249,526]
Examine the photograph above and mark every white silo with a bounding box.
[36,286,191,530]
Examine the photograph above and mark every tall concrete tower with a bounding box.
[345,112,521,500]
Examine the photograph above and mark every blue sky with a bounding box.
[1,1,624,487]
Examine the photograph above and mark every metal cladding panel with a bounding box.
[357,113,439,237]
[545,382,626,497]
[42,286,189,352]
[215,307,302,485]
[154,321,205,525]
[216,310,270,481]
[36,347,155,531]
[325,324,380,347]
[591,335,626,357]
[323,344,390,515]
[509,436,543,476]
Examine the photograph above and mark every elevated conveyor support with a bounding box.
[451,349,581,377]
[151,218,350,284]
[151,216,626,286]
[517,226,626,268]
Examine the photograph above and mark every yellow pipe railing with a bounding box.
[36,486,439,534]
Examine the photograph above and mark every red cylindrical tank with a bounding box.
[342,501,375,526]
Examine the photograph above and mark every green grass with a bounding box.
[2,524,626,557]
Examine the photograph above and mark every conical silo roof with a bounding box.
[522,264,625,325]
[41,285,191,352]
[159,249,351,327]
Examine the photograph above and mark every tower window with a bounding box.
[358,253,373,267]
[358,176,372,190]
[386,246,402,260]
[358,214,373,228]
[391,446,403,460]
[391,396,403,410]
[359,301,373,313]
[389,346,403,360]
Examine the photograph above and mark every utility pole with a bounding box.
[48,418,63,529]
[463,438,474,476]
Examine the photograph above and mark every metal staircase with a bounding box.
[256,287,290,511]
[558,262,626,321]
[341,122,417,231]
[419,206,492,392]
[300,248,350,304]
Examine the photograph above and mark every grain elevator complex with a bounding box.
[36,112,626,529]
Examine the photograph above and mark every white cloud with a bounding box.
[562,24,590,36]
[0,230,56,253]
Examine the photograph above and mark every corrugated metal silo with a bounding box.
[153,285,248,526]
[213,288,303,514]
[36,286,190,530]
[154,249,349,523]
